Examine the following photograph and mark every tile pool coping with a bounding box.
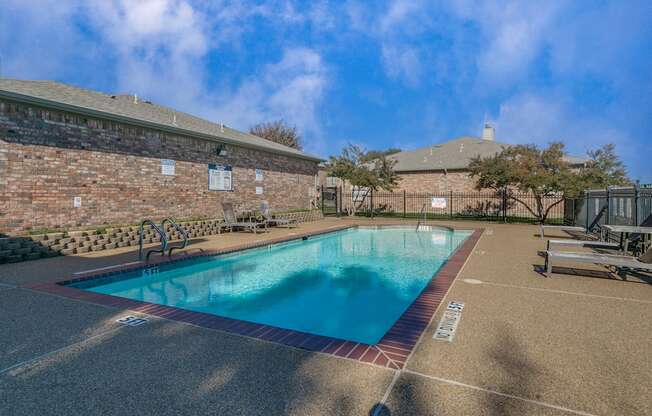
[23,225,483,370]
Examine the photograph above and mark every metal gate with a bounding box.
[321,186,339,216]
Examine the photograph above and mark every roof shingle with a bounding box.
[0,79,321,162]
[389,136,586,172]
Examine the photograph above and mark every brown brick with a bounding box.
[1,99,319,234]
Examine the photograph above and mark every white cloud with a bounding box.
[379,0,426,33]
[84,0,210,104]
[446,0,564,82]
[0,0,94,80]
[346,0,431,87]
[492,92,640,169]
[381,45,422,87]
[0,0,330,155]
[209,48,329,154]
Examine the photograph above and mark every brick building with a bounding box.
[320,125,585,194]
[388,125,585,193]
[0,79,321,234]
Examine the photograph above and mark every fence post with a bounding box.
[633,184,639,225]
[403,190,406,218]
[370,189,374,219]
[449,190,453,218]
[502,189,507,223]
[585,190,589,230]
[605,187,610,225]
[320,185,324,215]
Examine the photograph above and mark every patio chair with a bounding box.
[545,245,652,277]
[540,205,607,239]
[259,201,298,229]
[221,202,266,234]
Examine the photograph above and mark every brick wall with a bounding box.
[395,170,478,193]
[317,168,478,194]
[0,100,319,234]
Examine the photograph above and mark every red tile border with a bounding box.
[24,225,483,369]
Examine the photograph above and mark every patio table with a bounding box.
[601,225,652,254]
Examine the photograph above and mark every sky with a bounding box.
[1,0,651,182]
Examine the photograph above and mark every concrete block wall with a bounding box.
[0,210,324,264]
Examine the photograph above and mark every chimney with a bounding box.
[482,123,495,141]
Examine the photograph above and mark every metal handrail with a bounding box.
[161,217,188,257]
[416,203,427,231]
[139,219,168,262]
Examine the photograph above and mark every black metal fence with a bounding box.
[564,186,652,228]
[321,187,566,224]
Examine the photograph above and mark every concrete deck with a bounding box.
[1,218,650,415]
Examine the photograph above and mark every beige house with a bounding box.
[320,125,585,194]
[390,125,586,193]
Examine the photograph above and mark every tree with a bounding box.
[327,144,399,216]
[469,142,584,224]
[249,120,302,150]
[359,148,401,163]
[581,143,631,188]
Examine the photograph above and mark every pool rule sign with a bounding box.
[208,164,233,191]
[433,300,465,342]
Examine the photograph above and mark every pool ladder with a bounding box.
[415,204,427,231]
[139,218,189,262]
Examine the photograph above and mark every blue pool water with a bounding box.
[75,226,471,344]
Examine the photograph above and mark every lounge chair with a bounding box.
[540,205,607,239]
[545,245,652,276]
[221,202,266,234]
[546,239,621,251]
[260,201,298,229]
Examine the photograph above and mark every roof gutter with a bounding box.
[0,90,323,163]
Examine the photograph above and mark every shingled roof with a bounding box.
[389,136,586,172]
[0,79,321,162]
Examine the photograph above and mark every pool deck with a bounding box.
[1,218,651,415]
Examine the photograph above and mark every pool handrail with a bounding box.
[162,217,189,257]
[416,204,427,231]
[139,219,168,262]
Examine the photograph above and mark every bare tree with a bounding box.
[249,120,302,150]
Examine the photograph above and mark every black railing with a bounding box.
[329,189,565,224]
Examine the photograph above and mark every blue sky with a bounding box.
[1,0,651,182]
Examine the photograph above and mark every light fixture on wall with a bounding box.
[216,144,227,156]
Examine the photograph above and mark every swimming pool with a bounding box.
[70,226,471,344]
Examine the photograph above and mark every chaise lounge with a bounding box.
[546,239,621,251]
[540,205,607,239]
[221,202,267,234]
[545,245,652,277]
[260,201,298,229]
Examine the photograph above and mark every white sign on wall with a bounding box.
[161,159,175,176]
[73,196,82,208]
[255,168,264,181]
[208,164,233,191]
[431,197,447,209]
[256,186,263,195]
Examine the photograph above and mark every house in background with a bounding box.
[319,124,585,194]
[0,79,322,234]
[387,124,585,193]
